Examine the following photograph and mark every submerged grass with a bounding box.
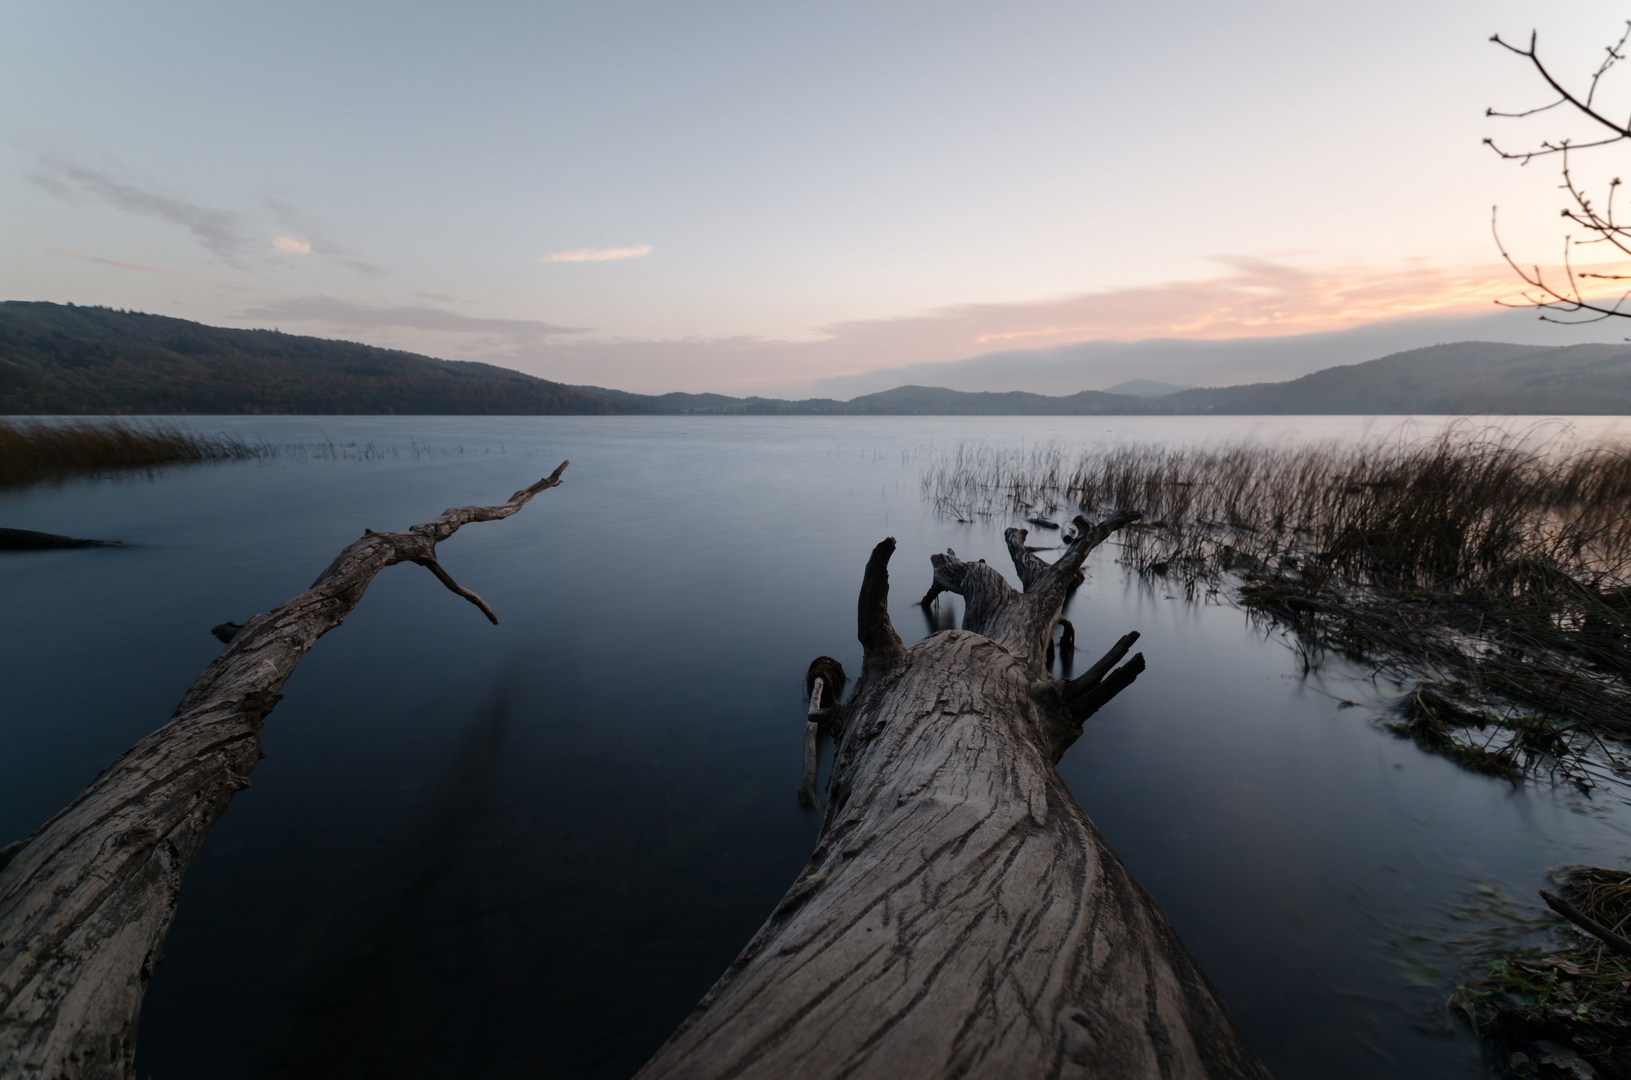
[0,418,266,486]
[1454,868,1631,1079]
[921,426,1631,786]
[0,419,529,489]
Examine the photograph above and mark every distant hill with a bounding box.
[1167,342,1631,414]
[1103,379,1193,397]
[0,302,647,415]
[3,303,1629,415]
[834,385,1142,415]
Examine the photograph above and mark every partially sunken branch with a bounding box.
[0,462,568,1080]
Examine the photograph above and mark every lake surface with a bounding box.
[4,415,1631,1079]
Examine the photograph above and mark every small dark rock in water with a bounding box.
[1025,517,1060,529]
[211,622,245,645]
[0,527,121,550]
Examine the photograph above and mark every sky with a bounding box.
[4,0,1631,396]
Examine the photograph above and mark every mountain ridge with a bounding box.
[3,302,1629,415]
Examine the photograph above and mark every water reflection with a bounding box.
[3,415,1629,1079]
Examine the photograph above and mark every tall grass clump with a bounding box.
[922,427,1631,784]
[0,418,266,486]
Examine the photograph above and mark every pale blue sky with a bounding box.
[2,0,1627,393]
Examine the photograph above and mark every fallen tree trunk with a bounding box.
[0,463,568,1080]
[638,516,1269,1080]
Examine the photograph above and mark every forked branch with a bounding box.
[1004,528,1050,590]
[1065,631,1141,703]
[412,556,498,624]
[1069,653,1146,722]
[1016,509,1140,654]
[918,510,1141,667]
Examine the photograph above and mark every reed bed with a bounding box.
[0,418,266,486]
[922,428,1631,785]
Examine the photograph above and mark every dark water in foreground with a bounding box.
[4,415,1630,1079]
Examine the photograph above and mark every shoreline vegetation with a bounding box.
[922,427,1631,782]
[0,418,266,487]
[921,427,1631,1078]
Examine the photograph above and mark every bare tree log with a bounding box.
[637,515,1269,1080]
[0,463,568,1080]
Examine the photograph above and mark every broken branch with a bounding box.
[0,462,568,1079]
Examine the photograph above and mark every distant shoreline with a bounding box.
[6,301,1631,416]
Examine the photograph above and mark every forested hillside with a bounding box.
[0,302,644,415]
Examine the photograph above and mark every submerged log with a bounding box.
[0,463,568,1080]
[638,514,1269,1080]
[0,528,121,550]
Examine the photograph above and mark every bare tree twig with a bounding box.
[1489,22,1631,322]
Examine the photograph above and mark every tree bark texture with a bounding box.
[638,515,1270,1080]
[0,463,568,1080]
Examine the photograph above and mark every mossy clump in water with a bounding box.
[1385,687,1523,780]
[1456,868,1631,1079]
[0,418,264,486]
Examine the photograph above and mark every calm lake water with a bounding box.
[4,415,1631,1079]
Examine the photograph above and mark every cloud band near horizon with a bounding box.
[216,254,1631,397]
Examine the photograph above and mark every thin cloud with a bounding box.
[52,248,192,277]
[243,257,1622,396]
[30,153,251,265]
[26,151,386,277]
[482,256,1613,394]
[539,245,653,263]
[245,296,591,342]
[262,196,387,278]
[50,248,267,291]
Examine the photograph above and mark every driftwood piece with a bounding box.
[1540,890,1631,960]
[0,463,568,1080]
[638,514,1269,1080]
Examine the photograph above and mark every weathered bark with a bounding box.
[638,514,1269,1080]
[0,463,568,1080]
